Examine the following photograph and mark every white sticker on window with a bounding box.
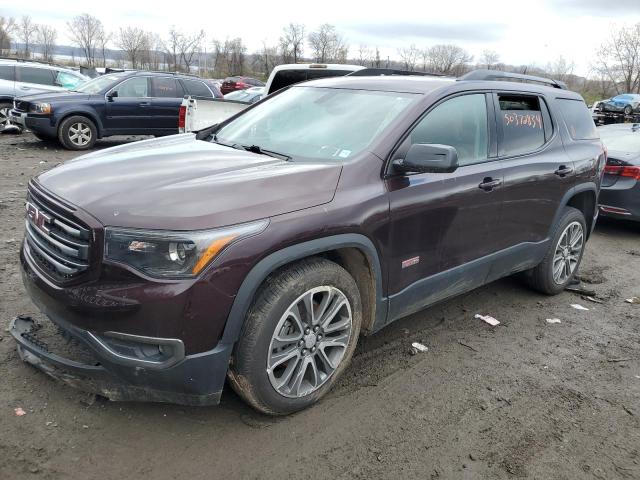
[338,150,351,158]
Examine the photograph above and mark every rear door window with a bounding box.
[151,77,184,98]
[497,94,547,156]
[557,98,598,140]
[0,65,15,81]
[181,79,213,99]
[17,67,55,86]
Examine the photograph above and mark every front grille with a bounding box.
[13,99,29,112]
[24,185,91,283]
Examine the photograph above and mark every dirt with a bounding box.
[1,132,639,480]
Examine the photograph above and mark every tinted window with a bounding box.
[152,77,184,98]
[245,78,264,86]
[270,69,351,93]
[115,77,149,97]
[0,65,15,81]
[409,94,488,166]
[18,67,54,85]
[498,95,546,156]
[558,99,598,140]
[181,79,212,99]
[55,71,83,89]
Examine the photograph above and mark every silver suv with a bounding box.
[0,59,88,132]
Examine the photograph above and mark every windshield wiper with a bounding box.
[239,144,291,161]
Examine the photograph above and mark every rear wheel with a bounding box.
[58,115,97,150]
[228,258,362,415]
[524,207,586,295]
[624,105,633,115]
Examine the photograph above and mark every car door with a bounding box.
[385,92,503,321]
[149,76,185,132]
[0,64,16,98]
[104,76,152,132]
[491,93,575,257]
[15,66,58,96]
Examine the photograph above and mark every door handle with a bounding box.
[139,102,151,107]
[554,165,574,177]
[478,177,502,191]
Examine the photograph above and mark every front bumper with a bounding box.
[9,109,27,128]
[10,311,233,406]
[23,114,57,136]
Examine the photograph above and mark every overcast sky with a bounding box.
[4,0,640,76]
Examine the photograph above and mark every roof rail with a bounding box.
[458,69,567,90]
[348,68,445,77]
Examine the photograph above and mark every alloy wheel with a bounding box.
[552,221,584,284]
[0,107,9,130]
[266,286,353,398]
[68,122,92,147]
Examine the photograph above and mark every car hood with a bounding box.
[15,91,91,103]
[36,134,343,230]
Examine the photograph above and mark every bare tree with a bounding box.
[547,55,576,84]
[426,44,473,75]
[177,30,205,72]
[18,16,37,58]
[373,47,381,68]
[595,23,640,94]
[116,27,146,68]
[308,24,348,63]
[258,40,279,76]
[68,14,104,66]
[357,44,372,66]
[0,16,16,55]
[279,23,305,64]
[480,49,500,69]
[398,44,419,71]
[96,30,112,68]
[36,25,57,62]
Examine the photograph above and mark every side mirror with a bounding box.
[107,90,118,101]
[393,144,459,174]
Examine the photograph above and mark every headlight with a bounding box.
[104,220,268,278]
[29,103,52,114]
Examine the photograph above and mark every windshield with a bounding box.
[215,86,418,161]
[599,128,640,153]
[75,73,128,94]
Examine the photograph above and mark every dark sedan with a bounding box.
[598,123,640,221]
[10,71,219,150]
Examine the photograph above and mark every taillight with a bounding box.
[604,165,640,180]
[178,105,186,130]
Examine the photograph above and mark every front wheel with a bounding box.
[524,207,586,295]
[0,102,21,133]
[58,115,97,150]
[228,258,362,415]
[624,105,633,115]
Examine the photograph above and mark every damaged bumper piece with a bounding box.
[10,314,232,406]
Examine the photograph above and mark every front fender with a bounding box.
[219,234,387,345]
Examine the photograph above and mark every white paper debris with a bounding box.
[625,297,640,304]
[411,342,429,352]
[546,318,562,324]
[570,304,589,311]
[475,314,500,326]
[14,407,26,417]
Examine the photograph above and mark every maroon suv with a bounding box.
[12,70,605,415]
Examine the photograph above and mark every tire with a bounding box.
[228,257,362,415]
[58,115,97,150]
[524,207,587,295]
[0,102,20,133]
[624,105,633,115]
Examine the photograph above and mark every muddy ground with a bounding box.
[0,132,639,480]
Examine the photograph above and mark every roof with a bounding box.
[297,75,456,93]
[298,74,584,98]
[0,58,81,74]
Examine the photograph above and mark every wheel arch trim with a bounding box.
[220,234,387,345]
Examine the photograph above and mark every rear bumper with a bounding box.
[599,183,640,221]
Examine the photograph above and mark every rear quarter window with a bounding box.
[181,79,213,99]
[557,98,598,140]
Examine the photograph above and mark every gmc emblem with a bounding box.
[26,202,52,234]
